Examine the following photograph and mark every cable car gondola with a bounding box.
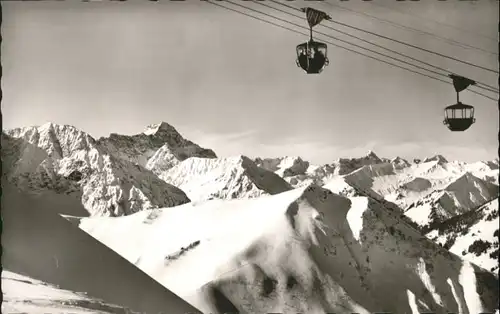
[443,74,477,132]
[296,7,331,74]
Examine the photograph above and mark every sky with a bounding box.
[2,0,499,164]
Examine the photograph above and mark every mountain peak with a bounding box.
[486,159,499,169]
[423,154,448,164]
[143,122,178,136]
[391,156,411,167]
[365,150,382,161]
[39,121,55,129]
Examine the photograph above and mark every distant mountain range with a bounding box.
[2,121,498,314]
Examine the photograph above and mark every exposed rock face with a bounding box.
[2,123,192,216]
[98,122,217,169]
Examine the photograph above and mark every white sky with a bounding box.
[2,0,498,164]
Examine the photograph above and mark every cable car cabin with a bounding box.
[443,102,476,132]
[296,41,329,74]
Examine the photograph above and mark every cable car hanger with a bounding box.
[295,7,331,74]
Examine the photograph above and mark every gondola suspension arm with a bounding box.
[450,74,476,103]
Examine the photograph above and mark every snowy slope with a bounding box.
[427,198,499,273]
[79,184,499,314]
[343,159,458,207]
[344,157,497,208]
[157,156,292,202]
[2,270,138,314]
[464,160,499,185]
[312,156,499,229]
[405,172,499,226]
[1,181,202,314]
[2,123,191,216]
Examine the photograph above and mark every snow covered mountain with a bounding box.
[256,152,499,277]
[5,122,496,224]
[405,172,498,227]
[426,198,499,273]
[342,157,497,210]
[99,122,217,169]
[2,122,209,216]
[157,156,292,202]
[2,271,138,314]
[265,152,499,228]
[260,151,391,189]
[78,184,499,314]
[254,156,310,177]
[3,121,498,314]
